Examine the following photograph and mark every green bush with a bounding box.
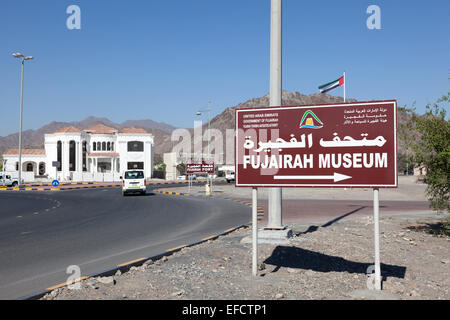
[400,93,450,213]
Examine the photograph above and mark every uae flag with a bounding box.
[318,76,345,93]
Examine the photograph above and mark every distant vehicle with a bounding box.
[121,170,146,196]
[177,174,197,181]
[226,171,235,183]
[0,174,19,187]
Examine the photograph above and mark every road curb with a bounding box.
[154,189,185,196]
[0,180,213,192]
[0,185,120,192]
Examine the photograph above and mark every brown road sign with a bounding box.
[186,162,215,175]
[235,100,398,188]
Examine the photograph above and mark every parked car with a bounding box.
[177,174,187,180]
[121,170,146,196]
[0,174,19,187]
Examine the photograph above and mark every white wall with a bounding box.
[3,131,154,183]
[117,133,154,179]
[163,152,180,180]
[45,132,85,181]
[3,154,47,182]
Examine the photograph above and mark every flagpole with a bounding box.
[343,71,346,102]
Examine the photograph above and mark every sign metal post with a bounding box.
[187,161,215,196]
[252,187,258,276]
[52,161,61,182]
[188,174,191,194]
[373,188,382,290]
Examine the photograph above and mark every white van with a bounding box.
[0,174,18,187]
[225,171,235,183]
[121,170,146,196]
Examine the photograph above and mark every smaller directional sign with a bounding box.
[186,162,215,175]
[52,180,60,187]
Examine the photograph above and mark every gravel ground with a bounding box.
[42,213,450,300]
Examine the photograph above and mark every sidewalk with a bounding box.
[165,176,428,201]
[155,175,433,225]
[0,182,119,191]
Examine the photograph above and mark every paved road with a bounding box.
[0,186,251,299]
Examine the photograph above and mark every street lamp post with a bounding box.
[12,53,34,187]
[197,104,212,191]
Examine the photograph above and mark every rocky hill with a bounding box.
[0,117,176,157]
[179,91,358,163]
[207,90,356,134]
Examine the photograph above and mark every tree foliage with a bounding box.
[397,152,412,175]
[153,154,164,166]
[400,93,450,212]
[176,163,186,175]
[154,163,166,172]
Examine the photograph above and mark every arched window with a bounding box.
[127,141,144,152]
[82,141,87,171]
[127,162,144,170]
[69,140,76,171]
[57,141,62,171]
[93,142,97,151]
[102,142,106,151]
[111,142,114,151]
[97,142,101,151]
[39,162,45,175]
[107,142,111,151]
[26,163,33,172]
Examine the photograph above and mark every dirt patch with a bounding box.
[407,218,450,237]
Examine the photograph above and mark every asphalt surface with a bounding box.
[0,185,251,299]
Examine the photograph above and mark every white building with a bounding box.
[163,152,180,181]
[2,124,154,183]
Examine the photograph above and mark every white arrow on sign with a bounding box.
[274,172,352,183]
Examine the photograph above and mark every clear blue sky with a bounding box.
[0,0,448,136]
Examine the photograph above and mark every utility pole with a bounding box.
[267,0,283,229]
